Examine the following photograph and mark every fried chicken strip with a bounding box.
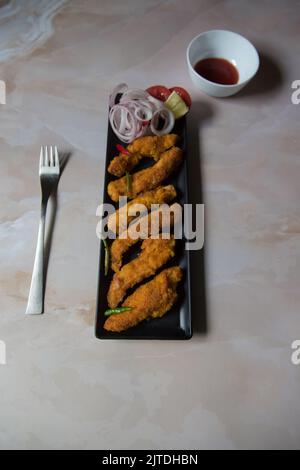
[111,203,182,272]
[127,134,178,157]
[107,185,176,234]
[104,267,183,332]
[108,152,140,178]
[107,147,183,202]
[108,134,178,177]
[107,238,176,308]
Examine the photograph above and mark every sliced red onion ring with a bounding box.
[120,89,149,102]
[109,105,137,143]
[147,95,165,111]
[109,84,175,142]
[150,108,175,136]
[134,105,153,122]
[109,83,128,108]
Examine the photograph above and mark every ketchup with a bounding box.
[194,58,239,85]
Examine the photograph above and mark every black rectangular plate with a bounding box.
[95,116,192,340]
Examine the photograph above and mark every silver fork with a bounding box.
[26,146,60,315]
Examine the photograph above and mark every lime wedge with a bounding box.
[165,91,189,119]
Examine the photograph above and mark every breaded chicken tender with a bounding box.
[107,147,183,202]
[107,238,175,308]
[107,185,176,234]
[108,134,178,177]
[111,203,182,272]
[108,152,141,178]
[127,134,178,157]
[104,267,183,332]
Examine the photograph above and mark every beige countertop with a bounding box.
[0,0,299,450]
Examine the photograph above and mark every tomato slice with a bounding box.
[169,87,192,107]
[146,85,171,102]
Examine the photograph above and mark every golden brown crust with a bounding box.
[108,152,141,178]
[111,237,136,273]
[110,202,182,272]
[127,134,178,158]
[108,135,178,178]
[107,147,183,202]
[104,267,183,332]
[107,238,176,308]
[107,185,176,234]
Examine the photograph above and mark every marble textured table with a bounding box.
[0,0,300,450]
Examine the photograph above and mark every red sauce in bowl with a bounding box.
[194,58,239,85]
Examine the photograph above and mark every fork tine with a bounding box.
[44,146,49,166]
[50,146,54,167]
[54,146,60,168]
[39,146,43,168]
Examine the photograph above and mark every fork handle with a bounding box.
[26,202,47,315]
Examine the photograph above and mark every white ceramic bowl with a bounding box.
[186,30,259,97]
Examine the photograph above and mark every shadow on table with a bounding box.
[187,101,214,336]
[43,151,72,291]
[232,50,283,98]
[187,51,282,335]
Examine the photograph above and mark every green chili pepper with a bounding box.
[126,171,132,194]
[104,307,132,316]
[102,238,110,276]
